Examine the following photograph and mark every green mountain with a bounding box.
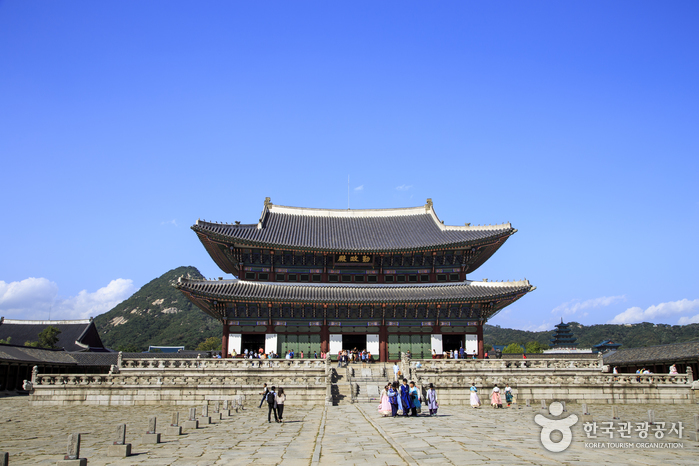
[94,266,221,352]
[484,321,699,350]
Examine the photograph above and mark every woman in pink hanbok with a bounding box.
[490,385,502,408]
[378,384,392,416]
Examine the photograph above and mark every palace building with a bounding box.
[176,198,534,361]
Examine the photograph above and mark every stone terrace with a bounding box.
[0,397,697,465]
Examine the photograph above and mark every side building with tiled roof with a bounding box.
[0,318,107,353]
[603,341,699,377]
[178,198,535,361]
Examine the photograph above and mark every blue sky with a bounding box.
[1,1,697,331]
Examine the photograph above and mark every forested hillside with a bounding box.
[484,321,699,350]
[94,266,220,351]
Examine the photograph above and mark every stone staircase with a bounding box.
[348,363,391,403]
[330,367,352,405]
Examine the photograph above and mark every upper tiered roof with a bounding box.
[193,198,515,254]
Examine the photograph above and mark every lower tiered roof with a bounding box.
[176,277,534,322]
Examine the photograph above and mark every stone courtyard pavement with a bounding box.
[0,397,697,465]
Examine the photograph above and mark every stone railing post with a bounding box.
[400,351,411,381]
[687,367,694,383]
[117,351,123,369]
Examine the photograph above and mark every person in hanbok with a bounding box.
[378,384,392,416]
[399,379,413,416]
[469,383,480,408]
[669,364,678,374]
[408,381,421,416]
[388,382,399,417]
[504,384,513,407]
[426,383,438,416]
[490,385,502,408]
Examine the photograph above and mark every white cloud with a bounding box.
[552,295,625,316]
[608,299,699,324]
[0,278,134,320]
[678,314,699,325]
[354,185,364,191]
[395,184,413,191]
[161,219,178,227]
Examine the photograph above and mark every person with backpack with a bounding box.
[275,387,286,423]
[266,386,278,423]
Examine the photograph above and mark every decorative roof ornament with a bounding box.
[264,197,272,208]
[425,198,433,211]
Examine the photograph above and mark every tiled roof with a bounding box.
[193,200,514,253]
[603,341,699,365]
[176,277,534,304]
[0,344,79,364]
[0,319,105,352]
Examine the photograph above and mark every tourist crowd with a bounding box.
[337,348,374,367]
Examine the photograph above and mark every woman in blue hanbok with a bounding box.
[388,382,399,417]
[469,382,481,408]
[409,382,421,416]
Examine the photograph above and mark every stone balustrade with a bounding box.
[415,372,691,388]
[413,357,603,372]
[413,360,695,404]
[33,372,327,387]
[29,358,330,406]
[119,357,327,371]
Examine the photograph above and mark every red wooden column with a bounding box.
[222,320,230,357]
[379,304,388,362]
[379,325,388,362]
[477,322,484,359]
[320,305,329,353]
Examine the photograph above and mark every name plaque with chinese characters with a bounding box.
[334,254,373,265]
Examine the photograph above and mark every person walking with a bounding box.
[490,385,502,408]
[275,387,286,423]
[258,383,269,409]
[504,384,513,407]
[426,383,438,415]
[469,383,481,408]
[266,386,278,423]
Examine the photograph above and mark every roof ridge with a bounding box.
[2,319,91,325]
[177,277,533,289]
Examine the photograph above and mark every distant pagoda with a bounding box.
[550,319,578,348]
[177,197,535,361]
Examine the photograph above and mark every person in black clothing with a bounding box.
[266,386,278,423]
[258,383,269,408]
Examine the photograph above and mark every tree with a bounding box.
[525,341,546,354]
[116,344,143,353]
[483,344,493,353]
[38,326,61,349]
[196,336,222,351]
[0,337,11,344]
[502,343,524,354]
